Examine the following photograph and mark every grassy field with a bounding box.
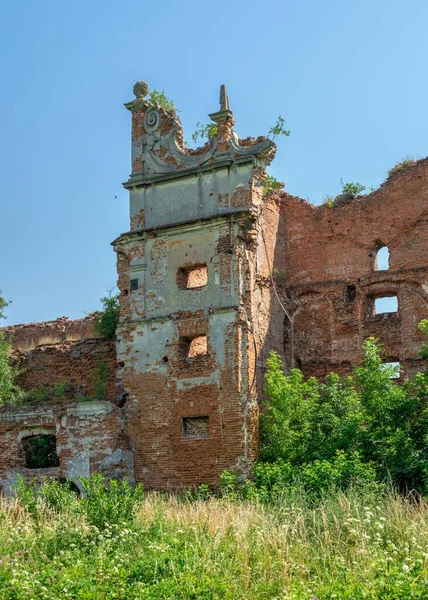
[0,487,427,599]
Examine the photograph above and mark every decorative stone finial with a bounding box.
[219,84,230,111]
[133,81,149,98]
[209,83,233,125]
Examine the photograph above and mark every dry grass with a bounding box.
[0,489,427,598]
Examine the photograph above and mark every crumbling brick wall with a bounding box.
[276,159,428,377]
[0,316,131,494]
[4,315,119,402]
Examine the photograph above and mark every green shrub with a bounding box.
[261,174,283,196]
[0,331,24,406]
[94,292,120,339]
[14,474,38,515]
[38,478,80,513]
[147,89,176,112]
[79,474,143,530]
[261,332,428,494]
[340,180,366,197]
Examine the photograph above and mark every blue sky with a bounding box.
[1,0,427,325]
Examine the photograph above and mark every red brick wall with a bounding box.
[278,159,428,377]
[4,315,119,402]
[0,317,129,494]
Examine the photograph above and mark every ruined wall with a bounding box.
[0,400,132,495]
[115,210,263,488]
[4,315,119,401]
[0,316,130,493]
[1,81,426,493]
[113,83,276,488]
[278,159,428,377]
[4,314,100,351]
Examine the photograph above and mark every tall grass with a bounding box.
[0,484,427,599]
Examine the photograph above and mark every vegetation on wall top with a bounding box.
[94,292,120,339]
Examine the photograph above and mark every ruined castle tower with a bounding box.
[112,82,282,488]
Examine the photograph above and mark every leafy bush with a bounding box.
[79,474,143,530]
[261,332,428,494]
[0,331,24,406]
[0,292,24,407]
[147,89,176,112]
[261,174,283,196]
[94,292,120,339]
[38,478,80,513]
[252,452,379,498]
[340,180,366,197]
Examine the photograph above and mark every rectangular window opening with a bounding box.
[177,264,208,290]
[22,434,60,469]
[182,416,209,439]
[180,335,208,358]
[345,284,356,302]
[381,362,401,379]
[373,296,398,316]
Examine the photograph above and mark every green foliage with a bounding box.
[3,483,428,598]
[253,452,379,498]
[14,474,38,515]
[30,383,50,402]
[93,354,109,400]
[262,174,283,196]
[261,333,428,495]
[23,434,60,469]
[94,292,120,339]
[38,478,80,513]
[418,319,428,359]
[147,89,176,112]
[0,291,10,320]
[191,121,218,144]
[0,291,24,407]
[0,331,24,406]
[79,474,143,530]
[267,115,290,140]
[340,179,366,197]
[53,381,69,398]
[28,381,69,403]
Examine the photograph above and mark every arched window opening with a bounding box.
[374,246,390,271]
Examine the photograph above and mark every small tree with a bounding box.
[147,89,176,112]
[94,292,120,339]
[0,291,24,406]
[261,331,428,493]
[340,180,366,198]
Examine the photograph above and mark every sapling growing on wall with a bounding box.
[94,291,120,339]
[147,89,176,112]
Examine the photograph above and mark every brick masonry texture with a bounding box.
[0,83,427,492]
